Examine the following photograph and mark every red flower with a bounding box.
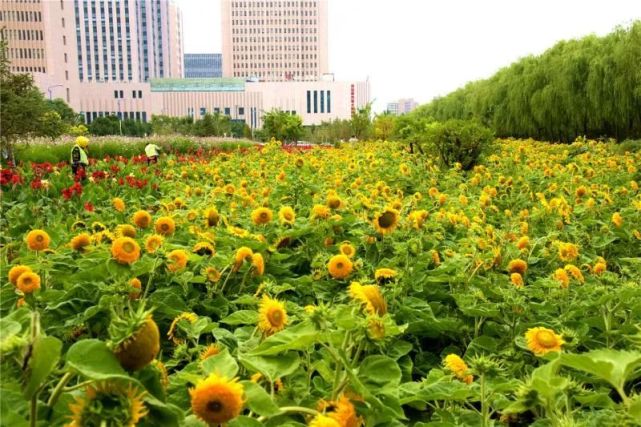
[84,202,94,212]
[30,178,43,190]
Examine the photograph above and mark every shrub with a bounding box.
[425,119,494,170]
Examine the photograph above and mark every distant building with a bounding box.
[184,54,222,78]
[387,98,419,115]
[221,0,328,81]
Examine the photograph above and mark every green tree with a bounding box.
[350,104,372,140]
[262,110,304,143]
[88,116,120,136]
[46,98,82,125]
[425,119,494,170]
[372,112,396,140]
[39,111,67,140]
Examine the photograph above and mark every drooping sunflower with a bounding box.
[373,209,399,235]
[327,195,343,210]
[443,354,473,384]
[67,382,147,427]
[251,253,265,276]
[553,268,570,288]
[507,259,527,275]
[258,295,288,335]
[510,273,524,288]
[111,237,141,265]
[612,212,623,228]
[278,206,296,225]
[167,312,198,345]
[593,260,607,275]
[328,395,363,427]
[70,233,92,252]
[132,210,152,229]
[193,242,215,256]
[348,282,387,316]
[154,216,176,236]
[204,267,222,283]
[91,221,108,233]
[233,246,254,270]
[116,224,137,238]
[205,207,220,227]
[129,278,142,299]
[113,197,126,212]
[309,414,341,427]
[166,249,188,272]
[16,272,41,294]
[327,254,353,280]
[199,343,221,361]
[564,264,584,283]
[112,312,160,372]
[311,204,331,220]
[374,268,396,284]
[516,236,529,250]
[26,229,50,251]
[525,327,565,356]
[190,374,244,425]
[8,265,32,286]
[339,242,356,258]
[251,207,273,225]
[144,234,163,253]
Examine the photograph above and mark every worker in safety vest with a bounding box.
[144,142,161,165]
[70,136,89,179]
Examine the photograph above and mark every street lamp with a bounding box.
[47,84,63,101]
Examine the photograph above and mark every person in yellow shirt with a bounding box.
[70,136,89,179]
[144,142,161,165]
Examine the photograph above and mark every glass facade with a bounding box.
[184,53,222,78]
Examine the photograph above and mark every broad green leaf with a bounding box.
[249,321,318,356]
[220,310,258,326]
[240,380,280,417]
[561,350,641,393]
[239,352,300,382]
[201,348,239,377]
[0,387,29,427]
[23,335,62,399]
[357,355,402,388]
[229,416,264,427]
[65,339,131,381]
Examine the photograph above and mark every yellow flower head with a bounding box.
[26,229,50,251]
[155,216,176,236]
[144,234,164,253]
[564,264,585,283]
[8,265,32,286]
[443,354,473,384]
[373,209,399,235]
[251,207,273,225]
[278,206,296,225]
[116,224,137,239]
[190,374,244,425]
[309,414,341,427]
[166,249,188,272]
[205,207,220,227]
[111,237,141,265]
[328,395,363,427]
[193,242,215,256]
[132,210,152,229]
[17,272,41,294]
[374,268,396,283]
[200,344,221,361]
[234,246,254,270]
[525,327,564,356]
[311,204,331,220]
[167,312,198,345]
[258,295,288,335]
[612,212,623,228]
[507,259,527,275]
[67,383,147,427]
[70,233,92,252]
[252,253,265,276]
[327,254,353,280]
[348,282,387,316]
[558,242,579,262]
[339,242,356,258]
[553,268,570,288]
[516,236,529,250]
[112,197,126,212]
[510,272,524,288]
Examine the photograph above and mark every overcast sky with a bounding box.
[177,0,640,112]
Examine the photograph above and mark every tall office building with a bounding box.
[0,0,46,75]
[184,53,222,78]
[387,98,419,115]
[221,0,328,81]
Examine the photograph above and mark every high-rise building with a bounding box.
[387,98,418,115]
[184,53,222,78]
[0,0,46,75]
[221,0,328,81]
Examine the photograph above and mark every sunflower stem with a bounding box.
[219,263,235,294]
[257,406,319,422]
[142,256,161,301]
[62,380,95,392]
[46,372,74,407]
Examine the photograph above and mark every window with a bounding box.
[238,107,245,116]
[200,107,206,116]
[326,90,331,113]
[306,90,311,114]
[138,90,142,98]
[65,70,69,80]
[133,90,137,98]
[119,90,124,98]
[114,90,119,98]
[313,90,318,113]
[224,107,231,116]
[320,91,324,113]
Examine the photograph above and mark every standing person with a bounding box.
[70,136,89,179]
[144,142,161,165]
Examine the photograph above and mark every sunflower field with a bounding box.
[1,139,641,427]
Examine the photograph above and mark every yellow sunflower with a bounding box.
[167,312,198,345]
[258,295,288,335]
[327,195,343,210]
[510,273,524,288]
[443,354,473,384]
[339,242,356,258]
[327,395,363,427]
[17,272,41,294]
[612,212,623,228]
[67,382,147,427]
[327,254,353,280]
[129,278,142,299]
[8,265,32,286]
[252,253,265,276]
[70,233,92,252]
[193,242,215,256]
[311,204,331,220]
[564,264,585,283]
[116,224,137,238]
[113,197,126,212]
[204,267,222,283]
[553,268,570,288]
[26,229,50,251]
[155,216,176,236]
[507,259,527,275]
[374,268,396,283]
[167,249,188,272]
[309,414,341,427]
[190,374,244,425]
[373,209,399,235]
[205,208,220,227]
[132,210,152,229]
[199,344,221,361]
[348,282,387,315]
[516,236,529,250]
[251,207,273,225]
[558,242,579,262]
[144,234,164,253]
[278,206,296,225]
[233,246,254,270]
[525,327,565,356]
[111,237,141,265]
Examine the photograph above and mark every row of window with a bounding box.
[232,36,319,43]
[233,62,318,69]
[5,47,45,60]
[10,65,45,73]
[233,44,318,52]
[84,111,147,123]
[195,107,245,117]
[232,19,318,26]
[0,29,44,41]
[232,27,318,34]
[0,10,42,22]
[233,53,318,60]
[306,90,331,114]
[233,71,318,78]
[113,90,144,99]
[233,1,318,6]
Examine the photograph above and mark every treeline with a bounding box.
[417,21,641,142]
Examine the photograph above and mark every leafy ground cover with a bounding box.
[1,139,640,426]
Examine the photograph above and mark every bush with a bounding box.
[425,119,494,170]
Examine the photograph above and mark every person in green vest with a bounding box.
[70,136,89,179]
[145,142,161,165]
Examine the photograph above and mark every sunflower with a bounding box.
[348,282,387,315]
[311,204,331,220]
[339,242,356,258]
[553,268,570,288]
[111,237,141,265]
[558,242,579,262]
[70,233,92,252]
[189,374,245,427]
[67,382,147,427]
[129,278,142,299]
[251,207,273,225]
[408,210,429,229]
[91,221,107,233]
[204,267,222,283]
[252,253,265,276]
[167,249,188,272]
[71,220,87,231]
[374,268,396,283]
[234,246,254,270]
[328,395,363,427]
[258,295,288,335]
[507,259,527,275]
[8,265,32,286]
[132,210,152,229]
[525,327,565,356]
[373,209,399,235]
[327,254,353,280]
[516,236,529,250]
[193,242,215,256]
[564,264,584,283]
[510,273,524,288]
[593,260,607,275]
[327,195,342,210]
[26,229,50,251]
[278,206,296,225]
[443,354,473,384]
[199,344,221,361]
[16,272,41,294]
[205,208,220,227]
[167,312,198,345]
[116,224,137,238]
[612,212,623,228]
[144,234,163,253]
[155,216,176,235]
[113,197,126,212]
[309,414,341,427]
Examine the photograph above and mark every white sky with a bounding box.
[177,0,640,112]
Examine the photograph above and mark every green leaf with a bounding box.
[65,339,131,381]
[201,348,239,377]
[249,321,318,356]
[220,310,258,326]
[561,350,641,394]
[228,416,264,427]
[23,335,62,399]
[357,355,402,388]
[240,380,281,417]
[239,352,300,382]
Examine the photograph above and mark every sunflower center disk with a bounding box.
[378,212,396,228]
[207,400,223,413]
